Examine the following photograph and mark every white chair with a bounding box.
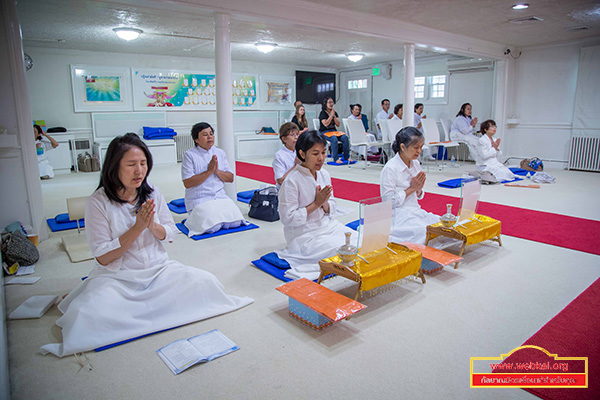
[342,118,349,133]
[421,118,459,168]
[62,196,93,263]
[347,119,385,169]
[441,119,468,163]
[312,118,320,131]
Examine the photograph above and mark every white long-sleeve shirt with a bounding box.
[380,154,425,209]
[272,146,296,189]
[181,145,232,212]
[278,164,337,244]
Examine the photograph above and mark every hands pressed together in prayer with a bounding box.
[306,184,332,215]
[492,138,501,150]
[408,171,426,197]
[208,155,218,173]
[471,117,479,127]
[134,199,166,240]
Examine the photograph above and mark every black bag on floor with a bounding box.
[1,230,39,267]
[248,187,279,222]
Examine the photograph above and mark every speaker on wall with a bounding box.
[382,64,392,80]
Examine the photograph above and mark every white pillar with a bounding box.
[403,44,415,128]
[214,12,236,199]
[493,60,509,154]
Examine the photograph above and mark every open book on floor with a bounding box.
[156,329,239,375]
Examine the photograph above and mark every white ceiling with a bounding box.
[16,0,600,69]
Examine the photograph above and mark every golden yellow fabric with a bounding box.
[429,214,501,245]
[321,243,422,292]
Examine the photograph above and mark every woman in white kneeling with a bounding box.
[277,130,356,280]
[380,127,440,244]
[41,133,252,357]
[476,119,517,182]
[182,122,247,236]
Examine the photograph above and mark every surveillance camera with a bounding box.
[504,49,511,55]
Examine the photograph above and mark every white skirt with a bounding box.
[185,198,248,236]
[390,206,440,245]
[40,261,253,357]
[276,221,356,280]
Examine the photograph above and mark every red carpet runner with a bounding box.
[493,278,600,400]
[236,161,600,255]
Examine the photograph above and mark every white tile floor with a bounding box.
[6,158,600,399]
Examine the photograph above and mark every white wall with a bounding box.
[24,47,333,142]
[503,41,598,163]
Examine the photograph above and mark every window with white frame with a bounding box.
[414,77,425,99]
[347,78,368,90]
[414,74,448,104]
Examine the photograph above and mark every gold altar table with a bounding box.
[425,213,502,268]
[317,242,425,300]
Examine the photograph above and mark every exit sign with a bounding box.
[372,66,380,76]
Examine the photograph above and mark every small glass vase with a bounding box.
[441,203,456,227]
[337,232,358,267]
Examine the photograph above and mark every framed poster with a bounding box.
[232,73,260,110]
[260,75,295,110]
[132,69,217,111]
[70,65,133,112]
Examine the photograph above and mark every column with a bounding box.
[403,43,415,128]
[214,12,236,199]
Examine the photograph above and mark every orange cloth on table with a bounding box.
[322,131,346,138]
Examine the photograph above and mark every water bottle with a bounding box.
[451,155,456,167]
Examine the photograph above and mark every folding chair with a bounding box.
[421,118,459,169]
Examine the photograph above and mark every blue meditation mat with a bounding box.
[345,219,361,231]
[501,177,523,184]
[250,256,333,283]
[437,178,464,189]
[509,167,536,176]
[176,220,259,240]
[167,198,187,214]
[95,325,181,352]
[237,190,256,204]
[327,159,358,166]
[420,258,444,275]
[46,213,85,232]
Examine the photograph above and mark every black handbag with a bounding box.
[248,187,280,222]
[1,230,39,268]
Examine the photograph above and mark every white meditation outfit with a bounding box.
[413,113,424,133]
[450,115,479,145]
[182,145,247,235]
[36,137,54,178]
[40,185,253,357]
[272,146,296,189]
[380,155,440,244]
[276,164,356,280]
[476,135,517,182]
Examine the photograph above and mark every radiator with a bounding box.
[569,136,600,172]
[175,135,195,162]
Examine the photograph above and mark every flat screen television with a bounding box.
[295,71,336,105]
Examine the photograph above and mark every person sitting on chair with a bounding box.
[291,104,309,135]
[476,119,517,182]
[380,127,440,244]
[273,122,301,189]
[40,132,252,357]
[450,102,479,146]
[277,130,356,280]
[181,122,247,236]
[319,97,352,164]
[348,103,378,154]
[391,103,403,121]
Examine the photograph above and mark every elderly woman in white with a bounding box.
[41,133,252,357]
[380,127,440,244]
[273,122,301,189]
[182,122,247,236]
[476,119,517,182]
[449,103,479,146]
[277,130,356,280]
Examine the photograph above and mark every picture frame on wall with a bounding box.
[70,65,133,112]
[260,75,295,110]
[232,73,260,110]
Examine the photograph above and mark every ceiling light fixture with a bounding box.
[113,27,143,41]
[255,42,277,53]
[346,52,365,62]
[512,3,529,10]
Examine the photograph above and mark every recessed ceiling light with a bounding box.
[346,53,364,62]
[113,27,143,41]
[512,3,529,10]
[255,42,277,53]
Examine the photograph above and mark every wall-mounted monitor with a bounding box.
[295,71,336,105]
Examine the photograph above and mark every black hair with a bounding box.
[392,127,423,154]
[394,103,403,115]
[33,124,43,139]
[381,99,390,105]
[295,130,327,162]
[414,103,424,111]
[98,132,153,211]
[191,122,214,146]
[456,103,471,117]
[321,97,334,112]
[480,119,496,134]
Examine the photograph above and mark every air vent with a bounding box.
[509,15,544,23]
[564,26,590,32]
